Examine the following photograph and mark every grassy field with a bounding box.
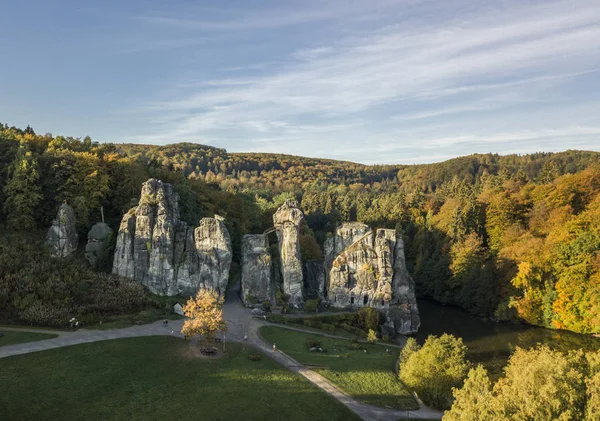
[260,326,418,410]
[0,336,360,421]
[0,330,58,346]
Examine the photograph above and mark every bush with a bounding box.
[306,337,322,349]
[357,307,380,331]
[245,295,259,305]
[367,329,378,344]
[281,305,291,314]
[267,314,286,324]
[399,334,469,410]
[276,290,290,306]
[321,323,336,332]
[304,298,320,313]
[349,342,363,350]
[261,301,271,312]
[303,319,316,328]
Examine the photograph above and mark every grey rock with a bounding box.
[384,235,420,335]
[273,200,304,307]
[241,234,273,305]
[85,222,114,269]
[112,179,232,297]
[303,260,326,300]
[325,223,420,335]
[46,203,78,258]
[194,216,232,295]
[251,308,265,316]
[173,303,185,316]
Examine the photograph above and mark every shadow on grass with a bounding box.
[0,337,360,421]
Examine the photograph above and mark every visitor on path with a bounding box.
[272,343,276,352]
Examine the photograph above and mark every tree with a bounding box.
[2,141,42,230]
[357,306,380,331]
[399,334,469,409]
[181,288,227,346]
[443,365,495,421]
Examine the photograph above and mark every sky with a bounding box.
[1,0,599,164]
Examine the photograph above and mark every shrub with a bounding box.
[304,298,320,313]
[349,342,363,350]
[261,301,271,312]
[367,329,378,344]
[281,305,291,314]
[399,334,469,410]
[267,314,286,324]
[276,290,290,306]
[357,306,380,331]
[303,319,316,328]
[306,337,322,349]
[321,323,336,332]
[245,295,259,305]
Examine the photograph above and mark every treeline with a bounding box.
[1,122,599,334]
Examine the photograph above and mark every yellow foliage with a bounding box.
[181,288,227,343]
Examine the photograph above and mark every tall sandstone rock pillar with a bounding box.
[112,179,232,297]
[241,234,273,305]
[273,200,304,307]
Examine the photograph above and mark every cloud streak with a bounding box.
[126,0,600,164]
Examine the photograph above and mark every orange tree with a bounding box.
[181,288,227,345]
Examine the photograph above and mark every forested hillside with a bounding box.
[1,121,599,333]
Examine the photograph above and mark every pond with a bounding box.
[415,299,600,377]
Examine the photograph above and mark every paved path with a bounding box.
[0,282,443,420]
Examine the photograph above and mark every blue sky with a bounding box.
[1,0,599,164]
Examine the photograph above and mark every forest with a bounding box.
[1,121,599,334]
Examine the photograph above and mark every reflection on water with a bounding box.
[416,299,600,377]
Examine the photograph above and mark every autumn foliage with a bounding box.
[181,288,227,344]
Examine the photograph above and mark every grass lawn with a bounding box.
[260,326,418,410]
[0,330,58,346]
[84,308,183,330]
[0,336,360,421]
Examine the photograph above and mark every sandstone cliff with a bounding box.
[325,222,420,334]
[112,179,232,296]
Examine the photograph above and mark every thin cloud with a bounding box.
[125,0,600,164]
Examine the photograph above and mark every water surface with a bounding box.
[416,299,600,377]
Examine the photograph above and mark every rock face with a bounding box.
[385,237,420,335]
[303,260,326,300]
[85,222,114,269]
[46,203,78,257]
[112,179,232,296]
[325,222,420,334]
[273,200,304,307]
[241,234,273,305]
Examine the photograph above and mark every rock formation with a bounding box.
[112,179,232,296]
[324,222,420,334]
[385,237,420,335]
[303,260,326,300]
[46,203,78,257]
[273,200,304,306]
[241,234,273,305]
[85,222,114,269]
